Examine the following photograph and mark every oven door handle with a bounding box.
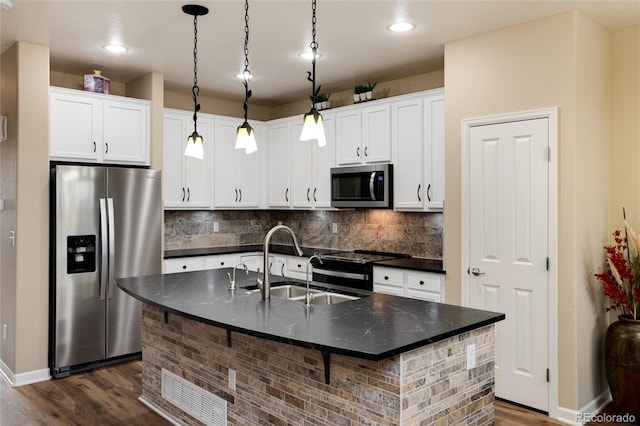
[369,172,377,201]
[313,268,368,281]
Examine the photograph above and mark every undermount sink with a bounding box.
[244,283,360,305]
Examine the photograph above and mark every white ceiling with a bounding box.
[1,1,639,106]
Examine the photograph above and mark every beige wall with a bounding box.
[610,25,640,229]
[445,11,611,411]
[0,42,50,375]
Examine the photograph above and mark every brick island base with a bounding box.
[140,304,496,425]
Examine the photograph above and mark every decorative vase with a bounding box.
[604,315,640,421]
[365,90,373,100]
[353,94,360,103]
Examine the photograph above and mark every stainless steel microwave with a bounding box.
[330,164,393,208]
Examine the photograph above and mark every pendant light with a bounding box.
[183,4,208,160]
[299,0,326,147]
[235,0,258,154]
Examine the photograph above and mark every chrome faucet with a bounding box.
[257,225,303,300]
[227,262,248,291]
[304,255,323,308]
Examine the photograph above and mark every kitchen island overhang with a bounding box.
[117,268,505,425]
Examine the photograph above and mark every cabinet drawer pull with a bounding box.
[182,265,187,270]
[356,147,360,157]
[298,264,302,268]
[182,187,186,202]
[427,184,431,202]
[313,188,317,202]
[384,276,389,280]
[187,187,190,202]
[417,184,421,202]
[220,261,225,266]
[93,141,97,152]
[364,146,368,157]
[307,188,311,202]
[285,188,289,202]
[281,264,285,276]
[105,142,109,154]
[235,188,238,202]
[238,188,242,202]
[419,280,425,285]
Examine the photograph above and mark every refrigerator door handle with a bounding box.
[99,198,108,301]
[107,197,116,299]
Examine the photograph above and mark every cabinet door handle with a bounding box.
[220,261,225,266]
[427,184,431,202]
[182,187,186,202]
[93,141,97,152]
[281,264,285,276]
[384,276,389,280]
[313,188,317,202]
[182,265,187,270]
[419,280,425,285]
[285,188,289,202]
[356,147,360,157]
[105,142,109,154]
[235,188,238,202]
[239,188,242,203]
[364,146,368,157]
[187,187,190,202]
[307,188,311,202]
[417,184,421,202]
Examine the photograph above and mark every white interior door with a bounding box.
[467,118,549,412]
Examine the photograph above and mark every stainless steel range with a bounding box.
[312,250,410,290]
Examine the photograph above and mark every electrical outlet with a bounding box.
[278,221,282,226]
[2,324,7,340]
[213,222,219,233]
[332,223,338,233]
[228,368,236,391]
[466,343,476,370]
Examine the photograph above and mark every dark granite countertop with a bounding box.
[117,269,502,361]
[373,257,445,274]
[164,244,341,259]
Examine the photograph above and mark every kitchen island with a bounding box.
[117,268,504,426]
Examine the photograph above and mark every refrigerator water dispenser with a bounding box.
[67,235,96,274]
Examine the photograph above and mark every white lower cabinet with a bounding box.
[163,257,205,274]
[373,266,444,302]
[284,255,310,280]
[239,253,286,276]
[204,254,241,269]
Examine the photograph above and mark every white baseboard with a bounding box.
[138,396,184,426]
[0,358,50,387]
[556,389,612,425]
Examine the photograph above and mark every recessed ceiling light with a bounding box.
[299,51,322,61]
[388,22,414,32]
[103,44,128,54]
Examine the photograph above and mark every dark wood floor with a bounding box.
[0,361,631,425]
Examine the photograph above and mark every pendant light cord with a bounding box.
[192,14,201,132]
[307,0,320,106]
[242,0,252,121]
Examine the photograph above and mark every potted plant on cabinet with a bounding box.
[314,93,330,110]
[353,84,366,103]
[364,81,377,100]
[594,214,640,420]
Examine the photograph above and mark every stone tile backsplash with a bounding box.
[165,210,443,259]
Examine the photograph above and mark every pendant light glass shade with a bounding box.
[300,108,326,147]
[300,0,326,148]
[235,121,258,154]
[185,131,204,159]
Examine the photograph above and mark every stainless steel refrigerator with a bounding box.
[49,165,161,378]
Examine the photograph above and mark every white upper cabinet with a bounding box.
[163,109,212,209]
[392,89,445,212]
[291,113,336,208]
[424,93,445,210]
[336,103,391,166]
[50,87,149,165]
[212,117,262,209]
[267,118,293,208]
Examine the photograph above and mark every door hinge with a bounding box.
[546,257,549,271]
[546,368,550,382]
[546,146,551,161]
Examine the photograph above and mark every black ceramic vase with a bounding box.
[604,315,640,422]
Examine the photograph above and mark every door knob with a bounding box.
[470,267,485,276]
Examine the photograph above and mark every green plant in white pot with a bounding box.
[314,93,330,110]
[354,84,366,103]
[364,81,377,100]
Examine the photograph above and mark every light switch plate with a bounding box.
[332,223,338,233]
[213,222,219,232]
[466,344,476,370]
[0,199,4,211]
[228,368,236,391]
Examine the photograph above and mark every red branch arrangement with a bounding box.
[594,226,640,320]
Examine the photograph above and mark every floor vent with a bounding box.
[161,368,227,426]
